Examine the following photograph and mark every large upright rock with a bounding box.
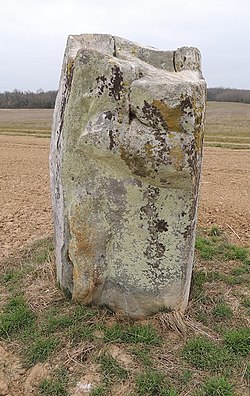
[50,34,206,318]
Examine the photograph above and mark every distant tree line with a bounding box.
[0,87,250,108]
[207,87,250,104]
[0,89,57,109]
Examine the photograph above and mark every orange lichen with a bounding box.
[152,100,182,132]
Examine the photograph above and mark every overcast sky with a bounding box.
[1,0,250,91]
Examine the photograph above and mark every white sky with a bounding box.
[1,0,250,91]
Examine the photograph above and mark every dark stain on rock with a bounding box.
[180,96,193,112]
[173,51,177,72]
[109,130,115,150]
[96,75,108,96]
[156,219,168,232]
[104,111,114,120]
[109,66,124,100]
[140,186,168,271]
[142,100,168,132]
[129,104,136,123]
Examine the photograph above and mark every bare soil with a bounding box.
[0,135,249,263]
[199,147,250,245]
[0,135,53,261]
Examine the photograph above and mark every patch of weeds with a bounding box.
[104,323,162,346]
[1,269,23,284]
[190,270,223,301]
[98,353,128,383]
[73,303,98,320]
[135,370,178,396]
[90,385,107,396]
[231,266,249,276]
[178,369,193,386]
[25,335,59,366]
[0,296,35,338]
[38,368,68,396]
[43,313,74,334]
[68,322,95,343]
[195,238,216,260]
[224,245,248,262]
[130,346,153,367]
[190,271,207,300]
[182,337,234,372]
[223,327,250,356]
[39,379,68,396]
[195,311,209,326]
[41,304,98,342]
[212,301,233,320]
[195,234,250,266]
[224,275,245,285]
[209,226,222,237]
[196,376,235,396]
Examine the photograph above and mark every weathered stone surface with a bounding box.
[50,34,206,318]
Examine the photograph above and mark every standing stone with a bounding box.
[50,34,206,318]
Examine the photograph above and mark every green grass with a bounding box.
[195,238,216,260]
[196,376,235,396]
[0,296,35,338]
[1,269,24,284]
[39,379,68,396]
[135,370,178,396]
[25,336,59,366]
[104,323,162,346]
[208,226,223,237]
[194,232,250,289]
[90,385,107,396]
[212,302,233,320]
[195,233,250,265]
[98,353,128,383]
[182,337,234,372]
[130,347,153,367]
[223,328,250,356]
[190,270,224,301]
[38,368,68,396]
[43,313,75,333]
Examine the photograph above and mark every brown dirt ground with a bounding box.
[0,135,249,263]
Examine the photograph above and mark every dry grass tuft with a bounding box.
[65,341,96,367]
[157,311,187,338]
[25,259,64,312]
[157,310,219,341]
[184,316,220,341]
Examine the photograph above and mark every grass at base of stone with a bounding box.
[0,230,249,395]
